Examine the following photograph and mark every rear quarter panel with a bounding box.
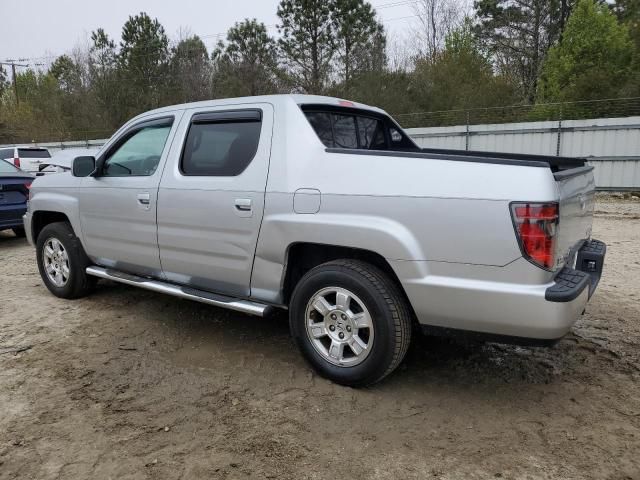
[251,99,561,302]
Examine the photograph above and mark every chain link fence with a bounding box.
[393,97,640,129]
[0,127,116,145]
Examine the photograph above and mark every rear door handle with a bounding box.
[137,192,151,207]
[235,198,252,211]
[234,198,253,217]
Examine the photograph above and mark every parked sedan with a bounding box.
[0,159,33,237]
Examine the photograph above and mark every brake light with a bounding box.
[338,100,354,107]
[25,182,32,201]
[511,202,559,269]
[14,157,20,168]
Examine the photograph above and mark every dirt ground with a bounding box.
[1,198,639,480]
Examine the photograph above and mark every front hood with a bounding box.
[31,170,80,189]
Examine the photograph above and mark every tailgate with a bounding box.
[554,166,596,268]
[18,148,50,172]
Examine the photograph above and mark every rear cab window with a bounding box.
[301,104,417,152]
[17,148,50,159]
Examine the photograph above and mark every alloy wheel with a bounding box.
[42,237,70,287]
[305,286,374,367]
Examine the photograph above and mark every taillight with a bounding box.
[14,157,20,168]
[511,202,559,270]
[24,182,32,201]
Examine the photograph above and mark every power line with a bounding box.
[0,60,44,105]
[394,95,640,117]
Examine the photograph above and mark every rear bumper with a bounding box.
[400,239,606,342]
[0,205,27,230]
[545,239,606,302]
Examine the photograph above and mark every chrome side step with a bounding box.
[86,266,271,317]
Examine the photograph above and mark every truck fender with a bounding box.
[30,191,82,243]
[250,213,426,303]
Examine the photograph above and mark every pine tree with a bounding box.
[118,12,170,113]
[277,0,335,93]
[474,0,576,102]
[537,0,634,103]
[332,0,386,89]
[213,19,279,97]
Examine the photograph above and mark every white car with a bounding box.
[0,146,52,173]
[37,148,101,175]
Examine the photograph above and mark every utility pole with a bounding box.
[1,59,31,106]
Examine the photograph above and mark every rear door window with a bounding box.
[0,149,14,160]
[181,110,262,176]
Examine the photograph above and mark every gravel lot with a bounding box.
[1,198,639,480]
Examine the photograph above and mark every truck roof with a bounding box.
[137,94,386,118]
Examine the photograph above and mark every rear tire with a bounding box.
[12,227,26,237]
[289,259,412,387]
[36,222,96,299]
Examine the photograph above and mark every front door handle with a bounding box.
[137,192,151,207]
[235,198,252,212]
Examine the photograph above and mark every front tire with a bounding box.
[289,260,412,387]
[36,222,96,299]
[12,227,26,237]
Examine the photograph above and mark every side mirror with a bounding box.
[72,156,96,177]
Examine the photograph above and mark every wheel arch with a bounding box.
[280,242,413,312]
[251,211,426,305]
[29,189,83,245]
[32,210,73,243]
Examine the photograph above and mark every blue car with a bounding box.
[0,159,33,237]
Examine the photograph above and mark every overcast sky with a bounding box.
[1,0,416,65]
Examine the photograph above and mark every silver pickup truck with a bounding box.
[24,94,606,386]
